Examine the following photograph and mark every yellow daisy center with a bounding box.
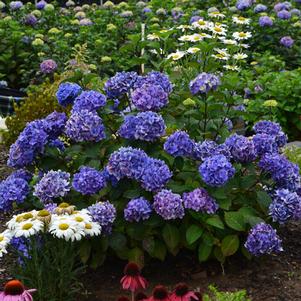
[38,210,50,217]
[214,27,222,32]
[0,235,4,242]
[59,223,70,231]
[22,223,33,230]
[239,32,247,38]
[59,202,70,208]
[23,213,33,220]
[75,217,84,222]
[85,223,92,230]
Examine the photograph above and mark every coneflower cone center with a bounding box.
[153,286,168,299]
[175,283,189,296]
[4,280,24,295]
[124,263,140,276]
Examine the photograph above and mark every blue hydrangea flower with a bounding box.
[225,134,256,163]
[269,189,301,223]
[277,10,291,19]
[107,147,148,180]
[36,0,46,9]
[56,82,82,107]
[291,8,301,16]
[88,201,116,234]
[10,237,31,264]
[8,169,32,182]
[10,1,23,10]
[189,73,220,95]
[48,138,65,151]
[259,153,300,191]
[274,2,291,11]
[236,0,253,10]
[8,120,48,168]
[44,202,58,213]
[34,170,70,203]
[254,4,267,13]
[24,14,37,26]
[72,90,107,113]
[164,131,194,157]
[72,166,107,195]
[245,223,283,256]
[124,197,152,222]
[280,36,294,48]
[118,111,166,142]
[43,111,67,139]
[193,140,231,161]
[131,83,168,111]
[104,71,138,99]
[65,110,106,142]
[252,133,278,156]
[140,158,172,192]
[259,16,273,27]
[133,71,173,94]
[199,155,235,187]
[183,188,219,214]
[0,177,30,211]
[153,189,185,220]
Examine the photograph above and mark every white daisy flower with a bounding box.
[219,38,238,45]
[0,245,8,258]
[177,25,192,31]
[0,230,11,248]
[178,35,192,42]
[212,48,230,60]
[14,220,44,238]
[167,51,186,60]
[233,31,252,40]
[233,53,248,60]
[71,211,92,225]
[83,222,101,236]
[49,219,83,241]
[224,64,240,71]
[240,43,250,49]
[210,25,227,36]
[192,19,210,30]
[232,16,250,25]
[187,47,201,54]
[208,11,225,19]
[147,33,160,41]
[7,211,38,230]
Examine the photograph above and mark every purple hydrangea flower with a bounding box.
[153,189,185,220]
[43,111,67,139]
[107,147,148,180]
[10,237,30,264]
[8,169,32,182]
[164,131,194,157]
[280,36,294,48]
[8,120,48,168]
[291,9,301,16]
[10,1,23,10]
[72,90,107,113]
[72,166,106,195]
[199,155,235,187]
[56,82,82,107]
[142,7,152,14]
[277,10,291,19]
[124,197,152,222]
[118,111,166,142]
[245,223,283,256]
[131,83,168,111]
[225,134,256,163]
[190,16,201,24]
[183,188,219,214]
[88,201,116,233]
[274,2,291,12]
[193,140,231,161]
[189,73,220,95]
[259,153,300,191]
[44,202,58,213]
[133,71,173,94]
[79,18,93,26]
[40,59,58,74]
[65,110,106,142]
[104,71,138,99]
[48,138,65,151]
[0,177,30,211]
[254,4,267,13]
[34,170,70,203]
[140,158,172,192]
[269,189,301,223]
[236,0,253,10]
[259,16,273,27]
[24,14,37,26]
[36,0,46,9]
[252,133,278,156]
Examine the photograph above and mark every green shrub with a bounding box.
[283,145,301,172]
[203,286,251,301]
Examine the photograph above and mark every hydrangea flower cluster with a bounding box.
[193,140,231,161]
[245,223,283,256]
[254,4,267,13]
[252,133,278,156]
[131,83,168,111]
[164,131,194,157]
[153,189,185,220]
[10,1,23,10]
[118,111,166,142]
[43,111,67,139]
[34,170,70,203]
[280,36,294,48]
[259,153,300,191]
[277,10,291,19]
[199,155,235,187]
[124,197,152,222]
[259,16,273,27]
[72,166,107,195]
[236,0,253,10]
[183,188,219,214]
[104,71,138,99]
[269,189,301,223]
[225,134,256,163]
[88,201,116,234]
[24,14,37,26]
[72,90,107,113]
[189,73,220,95]
[107,147,172,192]
[36,0,46,9]
[56,82,82,107]
[64,110,106,142]
[40,59,57,74]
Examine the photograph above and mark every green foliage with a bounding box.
[283,145,301,171]
[203,286,251,301]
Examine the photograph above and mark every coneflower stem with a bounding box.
[131,291,135,301]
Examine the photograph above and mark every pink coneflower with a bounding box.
[190,292,202,301]
[170,283,198,301]
[135,292,148,301]
[147,285,170,301]
[121,262,148,292]
[0,280,36,301]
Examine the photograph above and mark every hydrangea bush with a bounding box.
[1,69,300,267]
